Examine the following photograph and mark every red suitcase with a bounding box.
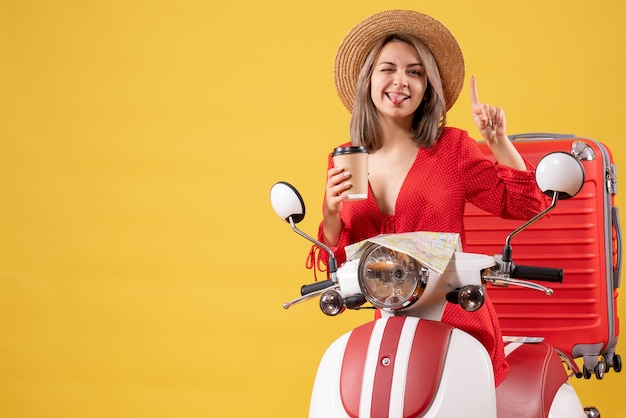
[463,133,622,379]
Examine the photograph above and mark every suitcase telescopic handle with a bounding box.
[511,264,564,283]
[508,132,575,141]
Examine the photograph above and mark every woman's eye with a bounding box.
[409,70,423,76]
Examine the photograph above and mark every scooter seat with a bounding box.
[496,342,568,418]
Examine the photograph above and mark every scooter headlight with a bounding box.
[358,244,426,310]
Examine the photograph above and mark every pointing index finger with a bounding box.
[470,75,479,106]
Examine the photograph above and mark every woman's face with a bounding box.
[370,40,427,122]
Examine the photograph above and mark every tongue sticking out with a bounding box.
[388,93,408,105]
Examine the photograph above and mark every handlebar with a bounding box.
[510,263,564,283]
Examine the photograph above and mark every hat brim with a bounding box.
[334,10,465,112]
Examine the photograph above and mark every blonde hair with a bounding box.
[349,34,447,151]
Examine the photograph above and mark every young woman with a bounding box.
[310,10,549,386]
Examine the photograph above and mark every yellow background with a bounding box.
[0,0,624,417]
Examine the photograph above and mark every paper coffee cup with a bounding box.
[332,145,369,201]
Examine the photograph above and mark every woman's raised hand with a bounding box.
[470,76,507,144]
[470,76,527,170]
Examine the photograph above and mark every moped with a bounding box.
[270,150,601,418]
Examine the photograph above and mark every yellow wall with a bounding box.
[0,0,624,416]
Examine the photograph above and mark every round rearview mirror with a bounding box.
[535,152,585,199]
[270,182,306,223]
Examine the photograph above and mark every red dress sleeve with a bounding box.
[459,130,549,220]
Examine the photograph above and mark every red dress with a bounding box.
[312,127,550,386]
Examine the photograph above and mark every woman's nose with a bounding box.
[393,74,408,87]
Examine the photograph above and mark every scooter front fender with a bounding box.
[309,316,497,418]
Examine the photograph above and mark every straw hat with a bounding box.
[334,9,465,112]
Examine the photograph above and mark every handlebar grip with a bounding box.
[300,279,334,296]
[511,264,564,283]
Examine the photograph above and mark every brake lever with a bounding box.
[483,274,554,296]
